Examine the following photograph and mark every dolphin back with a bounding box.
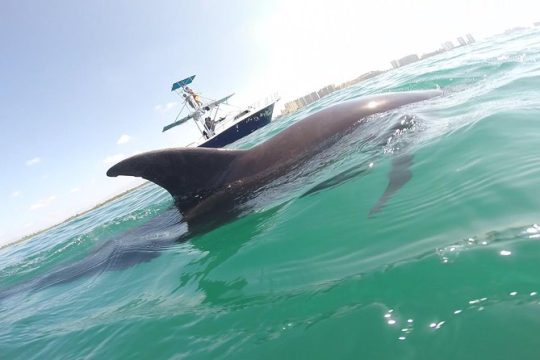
[107,148,245,214]
[107,90,442,220]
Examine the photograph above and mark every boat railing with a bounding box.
[247,92,280,111]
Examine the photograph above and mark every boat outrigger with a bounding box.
[162,75,279,148]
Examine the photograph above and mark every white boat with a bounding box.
[162,75,279,148]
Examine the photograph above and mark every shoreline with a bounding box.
[0,182,149,251]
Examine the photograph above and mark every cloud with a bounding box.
[30,195,57,211]
[11,190,21,198]
[103,153,126,166]
[117,134,132,145]
[70,187,80,193]
[30,203,43,210]
[26,157,41,166]
[154,102,178,113]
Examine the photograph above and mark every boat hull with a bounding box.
[198,103,275,148]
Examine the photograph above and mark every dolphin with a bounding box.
[0,90,441,301]
[107,90,442,225]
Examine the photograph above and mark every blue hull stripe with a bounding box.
[199,103,275,148]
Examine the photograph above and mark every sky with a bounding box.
[1,0,538,245]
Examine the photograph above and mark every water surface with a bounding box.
[2,28,540,359]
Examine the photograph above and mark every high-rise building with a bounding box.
[317,84,336,98]
[441,41,455,51]
[317,88,328,98]
[457,37,467,46]
[421,49,444,59]
[308,92,319,103]
[390,60,400,69]
[397,54,419,67]
[288,102,298,113]
[465,33,475,43]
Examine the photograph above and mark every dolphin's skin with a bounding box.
[108,90,441,223]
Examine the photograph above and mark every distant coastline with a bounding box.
[1,182,148,251]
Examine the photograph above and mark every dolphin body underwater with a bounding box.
[107,90,442,225]
[0,90,441,301]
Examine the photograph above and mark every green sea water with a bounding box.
[2,28,540,359]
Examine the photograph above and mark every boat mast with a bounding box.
[163,75,205,134]
[162,75,235,138]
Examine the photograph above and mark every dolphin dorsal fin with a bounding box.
[107,148,245,214]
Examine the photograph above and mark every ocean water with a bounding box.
[2,28,540,359]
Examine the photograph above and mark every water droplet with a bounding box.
[454,309,462,314]
[500,250,512,256]
[530,292,537,296]
[407,319,414,323]
[435,321,445,329]
[388,319,396,325]
[510,291,518,296]
[398,336,406,341]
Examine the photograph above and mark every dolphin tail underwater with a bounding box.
[107,90,442,223]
